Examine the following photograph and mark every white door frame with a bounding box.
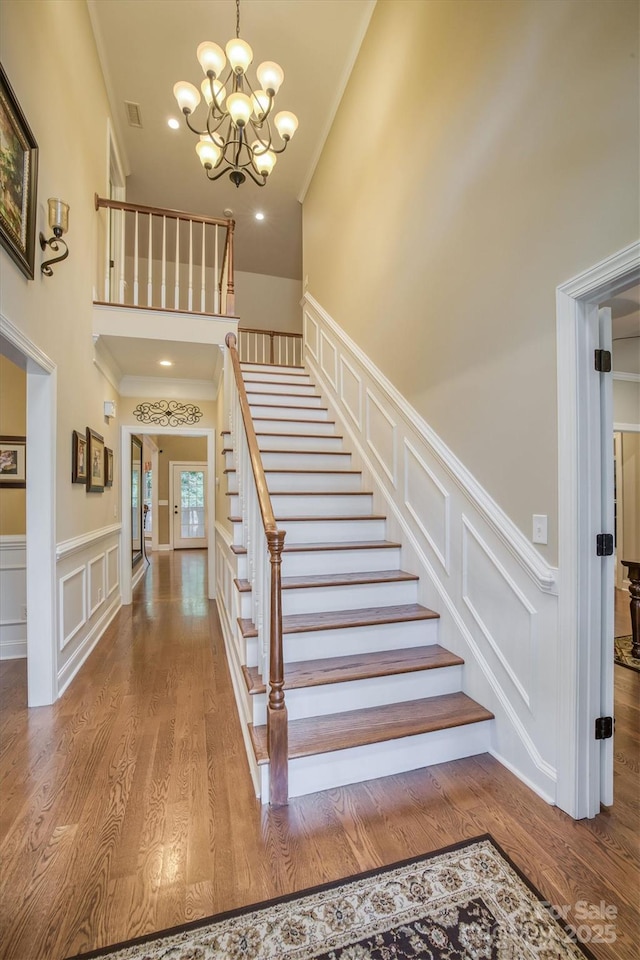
[556,240,640,819]
[1,312,57,706]
[120,425,216,605]
[169,461,208,550]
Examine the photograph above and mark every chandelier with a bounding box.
[173,0,299,188]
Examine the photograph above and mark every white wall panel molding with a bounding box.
[403,439,450,573]
[462,516,534,709]
[0,538,27,659]
[319,330,338,390]
[304,309,319,361]
[339,356,362,430]
[614,421,640,433]
[57,594,121,696]
[304,294,557,594]
[56,523,122,561]
[106,545,119,597]
[0,534,27,551]
[613,371,640,382]
[59,565,87,651]
[303,294,558,799]
[365,388,397,487]
[88,553,106,618]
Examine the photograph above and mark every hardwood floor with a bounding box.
[0,551,638,959]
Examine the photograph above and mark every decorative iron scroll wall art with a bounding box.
[132,400,204,426]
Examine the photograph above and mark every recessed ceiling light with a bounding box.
[255,212,265,221]
[159,360,173,366]
[167,118,180,130]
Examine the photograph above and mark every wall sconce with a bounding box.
[40,198,70,276]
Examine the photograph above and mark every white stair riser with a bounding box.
[261,451,351,470]
[252,665,463,724]
[242,381,317,396]
[247,392,324,408]
[271,493,373,518]
[258,435,344,452]
[242,372,312,385]
[240,363,303,376]
[277,517,386,544]
[249,404,329,421]
[235,546,402,579]
[266,472,362,493]
[238,578,418,618]
[245,616,437,667]
[259,720,492,802]
[252,418,336,435]
[230,492,372,518]
[281,617,439,662]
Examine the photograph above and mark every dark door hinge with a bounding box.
[595,716,613,740]
[594,349,612,372]
[596,533,614,556]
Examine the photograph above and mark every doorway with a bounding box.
[171,463,208,549]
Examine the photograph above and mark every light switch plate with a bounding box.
[532,514,548,545]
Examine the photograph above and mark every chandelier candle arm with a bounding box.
[172,0,298,188]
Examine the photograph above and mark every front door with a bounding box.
[171,463,208,549]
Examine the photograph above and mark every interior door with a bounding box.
[172,463,208,549]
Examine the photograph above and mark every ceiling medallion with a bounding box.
[132,401,204,426]
[173,0,298,188]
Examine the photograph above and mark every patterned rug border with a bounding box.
[65,833,596,960]
[614,635,640,672]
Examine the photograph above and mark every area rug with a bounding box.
[67,836,596,960]
[614,635,640,672]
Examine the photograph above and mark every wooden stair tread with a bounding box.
[255,432,343,440]
[265,468,361,475]
[235,568,419,592]
[240,362,306,374]
[227,490,372,498]
[249,693,494,763]
[230,540,401,556]
[239,603,439,638]
[275,514,385,523]
[258,449,351,456]
[252,417,336,425]
[247,400,329,410]
[242,644,463,695]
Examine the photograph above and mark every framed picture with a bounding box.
[72,429,87,484]
[104,447,114,487]
[86,427,105,493]
[0,64,39,280]
[0,435,26,488]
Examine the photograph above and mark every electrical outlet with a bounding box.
[532,515,548,545]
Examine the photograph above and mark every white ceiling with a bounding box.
[88,0,375,280]
[99,336,222,383]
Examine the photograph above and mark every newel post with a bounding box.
[267,528,288,805]
[226,218,235,316]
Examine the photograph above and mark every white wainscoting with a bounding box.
[56,523,122,695]
[303,294,559,804]
[215,522,260,795]
[0,536,27,659]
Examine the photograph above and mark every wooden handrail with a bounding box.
[239,327,303,340]
[94,193,231,228]
[226,332,288,804]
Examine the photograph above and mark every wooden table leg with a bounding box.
[621,560,640,659]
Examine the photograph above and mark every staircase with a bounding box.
[223,360,494,802]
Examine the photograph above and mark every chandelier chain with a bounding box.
[236,0,240,39]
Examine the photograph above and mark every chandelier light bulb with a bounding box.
[196,139,222,168]
[174,81,201,114]
[256,61,284,95]
[226,37,253,74]
[255,150,277,176]
[252,89,270,120]
[227,92,252,127]
[274,110,298,141]
[201,77,227,107]
[197,41,226,77]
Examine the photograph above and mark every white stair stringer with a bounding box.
[225,360,494,803]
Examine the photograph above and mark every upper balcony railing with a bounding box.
[94,195,236,316]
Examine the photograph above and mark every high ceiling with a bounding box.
[88,0,375,280]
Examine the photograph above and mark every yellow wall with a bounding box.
[0,0,120,541]
[0,356,26,535]
[303,0,639,563]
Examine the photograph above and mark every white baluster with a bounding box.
[214,226,220,315]
[201,223,206,313]
[119,208,126,304]
[188,219,193,312]
[161,216,167,308]
[133,211,139,306]
[174,218,180,310]
[104,205,111,301]
[147,214,153,306]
